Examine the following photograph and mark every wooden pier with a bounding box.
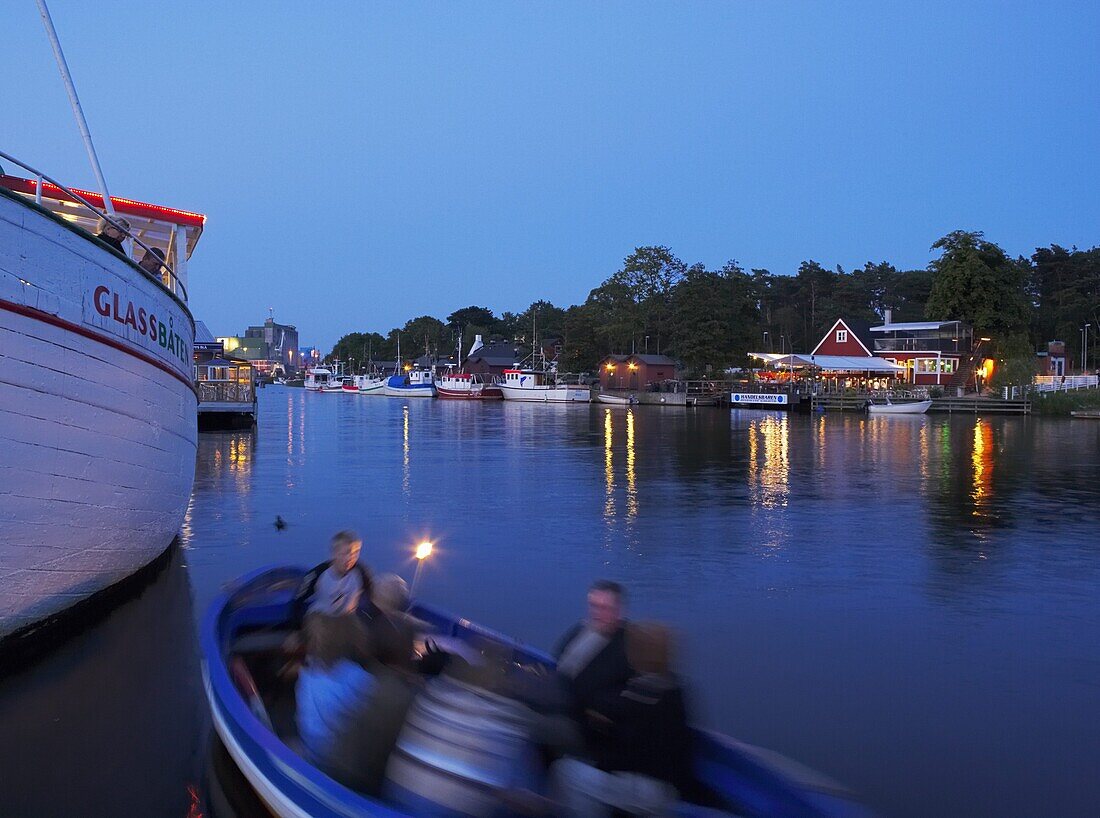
[810,393,1032,415]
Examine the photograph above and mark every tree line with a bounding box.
[329,231,1100,377]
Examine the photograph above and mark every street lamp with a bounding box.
[1084,323,1092,374]
[763,331,769,353]
[411,540,433,597]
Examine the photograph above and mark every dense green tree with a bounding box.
[399,315,447,358]
[1030,245,1100,353]
[329,331,390,368]
[925,231,1030,344]
[667,261,759,373]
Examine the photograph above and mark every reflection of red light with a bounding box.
[186,784,204,818]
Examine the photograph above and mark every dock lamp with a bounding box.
[411,540,433,597]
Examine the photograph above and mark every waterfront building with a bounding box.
[869,313,976,387]
[218,317,299,375]
[599,353,678,390]
[1037,341,1067,377]
[465,341,520,377]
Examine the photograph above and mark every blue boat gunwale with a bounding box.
[202,565,872,818]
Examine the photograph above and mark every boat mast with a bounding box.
[35,0,116,217]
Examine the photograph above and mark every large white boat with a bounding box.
[498,368,590,402]
[0,155,204,641]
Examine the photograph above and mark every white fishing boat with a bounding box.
[353,373,387,395]
[866,398,932,415]
[383,367,436,398]
[304,367,337,392]
[499,368,590,402]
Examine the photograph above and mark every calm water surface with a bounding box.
[4,388,1099,817]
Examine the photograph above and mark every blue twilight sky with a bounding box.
[4,1,1099,351]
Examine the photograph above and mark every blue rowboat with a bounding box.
[201,567,875,818]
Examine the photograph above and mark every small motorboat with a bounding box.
[597,392,636,406]
[866,398,932,415]
[203,566,874,818]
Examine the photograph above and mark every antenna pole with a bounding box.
[35,0,116,216]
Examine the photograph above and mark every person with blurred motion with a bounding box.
[552,622,693,817]
[295,613,375,775]
[291,530,372,627]
[553,579,632,747]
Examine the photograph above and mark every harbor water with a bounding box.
[3,388,1100,817]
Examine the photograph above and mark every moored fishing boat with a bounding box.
[203,566,875,818]
[354,373,387,395]
[304,366,336,392]
[498,368,590,402]
[436,371,503,400]
[0,153,203,642]
[384,366,436,398]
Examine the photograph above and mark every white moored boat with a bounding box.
[304,367,344,392]
[499,368,590,402]
[597,392,636,406]
[383,367,436,398]
[0,155,203,641]
[354,373,386,395]
[866,398,932,415]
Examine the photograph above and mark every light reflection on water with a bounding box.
[177,393,1100,818]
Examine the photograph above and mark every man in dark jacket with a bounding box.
[290,530,372,628]
[552,622,692,816]
[554,580,633,744]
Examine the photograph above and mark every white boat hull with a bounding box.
[499,384,590,402]
[867,399,933,415]
[383,385,435,398]
[0,192,197,640]
[597,393,635,405]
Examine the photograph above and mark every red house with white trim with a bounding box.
[811,319,876,358]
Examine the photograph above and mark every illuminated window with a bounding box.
[836,330,848,343]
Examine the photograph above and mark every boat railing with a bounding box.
[197,381,256,404]
[0,149,188,303]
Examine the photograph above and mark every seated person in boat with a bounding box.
[554,580,632,744]
[95,216,130,253]
[365,573,417,671]
[295,612,376,773]
[551,622,693,817]
[291,530,373,627]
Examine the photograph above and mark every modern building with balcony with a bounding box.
[869,313,976,386]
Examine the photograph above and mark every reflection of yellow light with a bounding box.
[971,420,992,510]
[415,541,433,560]
[604,409,615,520]
[626,408,637,518]
[748,416,790,510]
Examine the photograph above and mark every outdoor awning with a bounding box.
[749,353,905,373]
[203,358,234,367]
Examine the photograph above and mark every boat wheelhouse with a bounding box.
[0,153,204,641]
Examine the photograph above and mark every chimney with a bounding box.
[884,308,893,325]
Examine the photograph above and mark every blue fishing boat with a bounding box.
[382,367,436,398]
[202,567,875,818]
